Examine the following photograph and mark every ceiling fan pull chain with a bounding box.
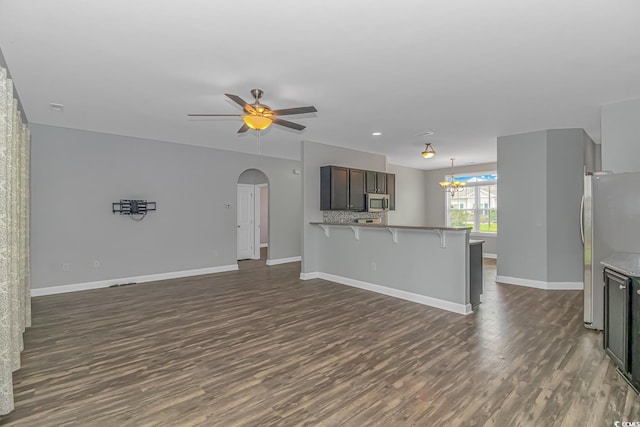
[257,130,261,155]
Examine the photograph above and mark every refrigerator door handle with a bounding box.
[580,195,585,244]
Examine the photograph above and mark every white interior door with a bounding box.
[237,184,254,260]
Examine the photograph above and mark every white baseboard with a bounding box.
[260,243,268,248]
[31,264,240,297]
[266,256,301,266]
[483,253,497,259]
[299,271,472,315]
[495,275,583,290]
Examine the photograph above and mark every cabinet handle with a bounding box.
[620,284,627,290]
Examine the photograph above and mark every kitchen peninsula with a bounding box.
[301,222,475,315]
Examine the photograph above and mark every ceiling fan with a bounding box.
[188,89,317,133]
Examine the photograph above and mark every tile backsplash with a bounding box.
[322,210,387,224]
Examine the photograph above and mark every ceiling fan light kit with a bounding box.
[189,88,317,134]
[243,115,272,130]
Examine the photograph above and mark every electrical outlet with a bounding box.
[62,263,70,272]
[371,262,377,271]
[93,260,100,268]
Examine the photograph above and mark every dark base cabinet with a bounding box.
[469,240,484,308]
[632,278,640,385]
[604,269,630,371]
[603,267,640,393]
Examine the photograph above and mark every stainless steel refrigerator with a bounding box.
[583,171,640,330]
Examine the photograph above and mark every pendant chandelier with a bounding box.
[439,157,466,196]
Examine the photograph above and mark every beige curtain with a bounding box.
[0,65,31,415]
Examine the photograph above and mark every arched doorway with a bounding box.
[237,169,269,263]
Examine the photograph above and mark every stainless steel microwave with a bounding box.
[366,193,390,212]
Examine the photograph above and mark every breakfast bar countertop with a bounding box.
[309,222,472,232]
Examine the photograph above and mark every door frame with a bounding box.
[237,183,255,260]
[256,183,269,257]
[237,168,270,263]
[252,184,262,260]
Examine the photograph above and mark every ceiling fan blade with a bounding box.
[225,93,256,114]
[271,106,318,116]
[188,114,243,117]
[237,123,250,133]
[271,117,306,131]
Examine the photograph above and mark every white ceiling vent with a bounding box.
[49,103,64,112]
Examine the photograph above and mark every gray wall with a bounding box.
[423,162,498,256]
[497,131,548,281]
[30,124,302,289]
[546,129,589,282]
[386,163,429,226]
[497,129,587,284]
[301,141,386,273]
[601,98,640,173]
[583,131,601,173]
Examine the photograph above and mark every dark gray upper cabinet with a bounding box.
[321,166,349,210]
[349,169,366,211]
[387,173,396,210]
[366,171,387,194]
[320,166,366,211]
[321,166,395,211]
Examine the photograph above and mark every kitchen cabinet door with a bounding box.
[366,171,377,193]
[349,169,366,211]
[321,166,349,210]
[366,171,387,194]
[320,166,366,211]
[604,268,630,372]
[632,278,640,383]
[386,173,396,210]
[376,172,387,194]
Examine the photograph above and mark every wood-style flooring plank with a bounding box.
[1,256,639,426]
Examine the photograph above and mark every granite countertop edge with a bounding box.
[310,222,472,232]
[601,252,640,277]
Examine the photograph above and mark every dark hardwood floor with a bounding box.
[1,254,639,426]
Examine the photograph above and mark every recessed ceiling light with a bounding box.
[416,131,434,136]
[372,132,382,136]
[49,103,64,112]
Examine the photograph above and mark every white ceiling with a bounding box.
[1,0,639,169]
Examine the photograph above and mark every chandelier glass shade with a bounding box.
[440,157,466,196]
[421,143,436,159]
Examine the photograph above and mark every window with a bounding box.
[446,173,497,233]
